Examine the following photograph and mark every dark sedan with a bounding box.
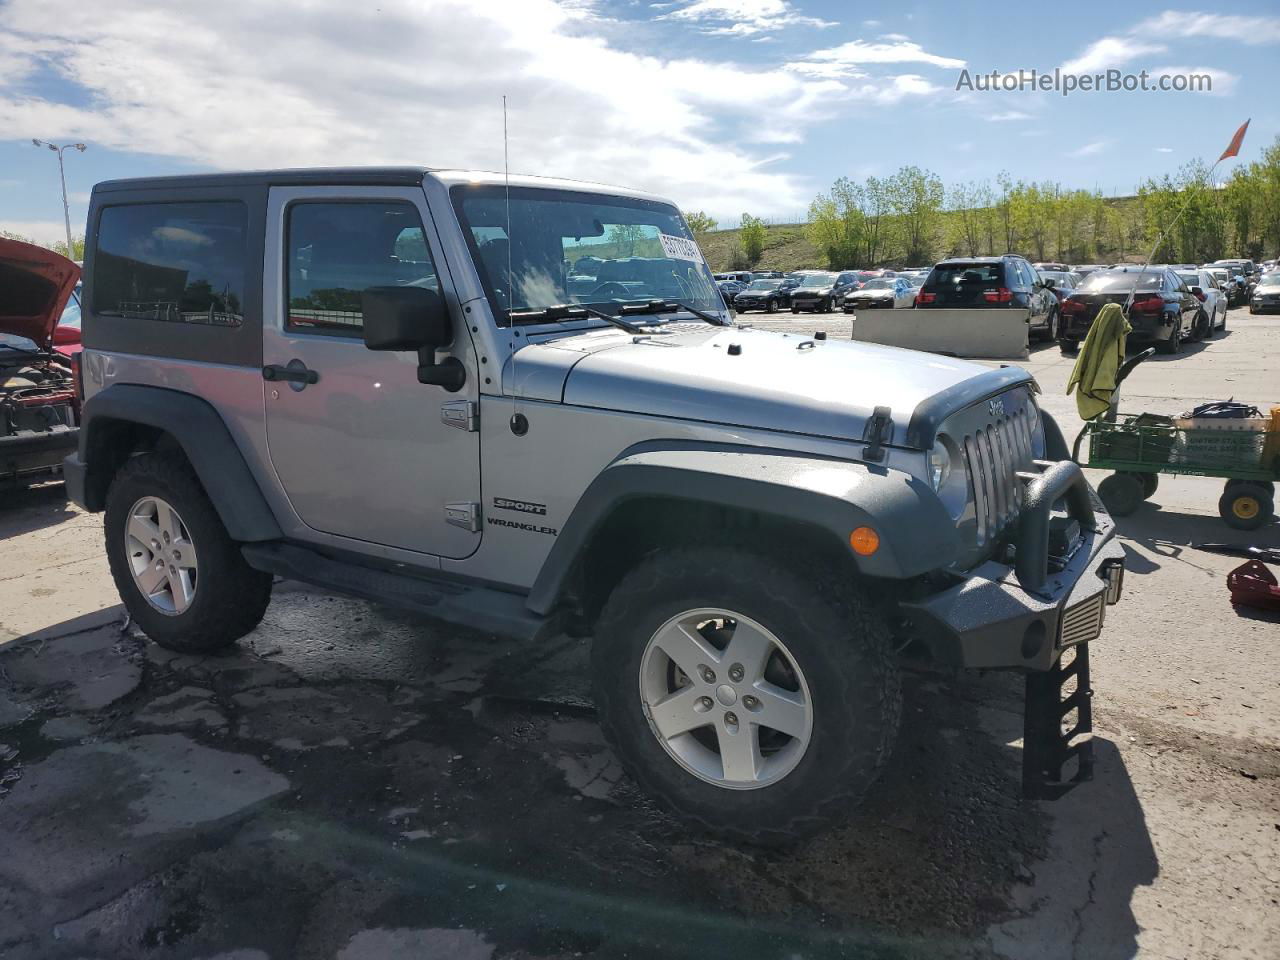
[732,278,787,313]
[789,271,859,313]
[1058,267,1199,354]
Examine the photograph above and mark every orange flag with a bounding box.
[1218,119,1250,162]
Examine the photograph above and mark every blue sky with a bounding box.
[2,0,1277,244]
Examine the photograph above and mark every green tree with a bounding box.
[683,210,718,243]
[885,166,944,265]
[739,213,767,267]
[805,176,864,268]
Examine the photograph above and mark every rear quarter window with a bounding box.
[92,202,248,327]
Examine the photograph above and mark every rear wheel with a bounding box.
[1059,338,1079,355]
[1218,482,1274,531]
[791,306,800,314]
[105,451,273,653]
[1098,472,1145,516]
[592,546,900,843]
[1155,321,1182,355]
[1045,307,1059,342]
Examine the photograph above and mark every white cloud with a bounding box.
[1150,65,1238,97]
[788,38,962,79]
[1061,10,1280,76]
[1155,147,1174,153]
[801,38,965,73]
[988,110,1033,122]
[0,218,70,245]
[662,0,834,36]
[1069,141,1108,158]
[1062,37,1166,73]
[1135,11,1280,45]
[0,0,863,223]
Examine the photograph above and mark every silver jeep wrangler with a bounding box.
[65,167,1124,841]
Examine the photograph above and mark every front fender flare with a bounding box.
[526,441,958,615]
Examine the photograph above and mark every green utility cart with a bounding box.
[1073,350,1279,530]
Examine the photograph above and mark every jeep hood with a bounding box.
[0,238,80,348]
[510,324,1021,448]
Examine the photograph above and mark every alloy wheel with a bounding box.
[638,608,813,790]
[125,496,199,615]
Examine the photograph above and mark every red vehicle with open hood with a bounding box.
[1,238,81,487]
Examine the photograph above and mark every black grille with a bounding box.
[961,406,1037,545]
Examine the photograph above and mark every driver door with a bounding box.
[262,186,481,559]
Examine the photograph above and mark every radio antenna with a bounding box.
[503,95,526,434]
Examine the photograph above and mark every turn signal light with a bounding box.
[849,526,880,556]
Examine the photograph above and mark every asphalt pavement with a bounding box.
[1,307,1276,960]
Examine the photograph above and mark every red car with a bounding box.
[1,238,82,487]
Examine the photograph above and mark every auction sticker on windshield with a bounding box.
[659,233,703,263]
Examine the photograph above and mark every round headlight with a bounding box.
[929,444,951,490]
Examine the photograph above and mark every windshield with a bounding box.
[747,279,781,290]
[451,185,723,324]
[1259,274,1280,287]
[862,279,894,289]
[59,284,82,329]
[796,273,834,287]
[1078,270,1163,293]
[1177,272,1201,286]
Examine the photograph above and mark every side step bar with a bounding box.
[241,542,558,644]
[1022,643,1094,800]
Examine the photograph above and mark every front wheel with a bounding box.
[766,299,778,314]
[105,451,273,653]
[1059,338,1079,355]
[592,547,900,843]
[1045,308,1059,342]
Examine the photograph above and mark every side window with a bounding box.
[1007,260,1028,289]
[93,202,248,326]
[285,201,438,337]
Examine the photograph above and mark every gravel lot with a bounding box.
[1,308,1277,959]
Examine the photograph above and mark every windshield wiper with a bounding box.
[507,303,650,334]
[618,299,732,327]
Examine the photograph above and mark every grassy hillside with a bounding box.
[699,223,821,274]
[699,194,1151,273]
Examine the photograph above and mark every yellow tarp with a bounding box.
[1066,302,1131,421]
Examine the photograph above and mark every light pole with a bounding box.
[31,139,87,258]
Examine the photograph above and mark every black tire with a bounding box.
[105,451,273,653]
[822,297,833,314]
[1191,309,1208,342]
[766,299,778,314]
[1045,307,1059,342]
[791,306,800,314]
[1098,472,1145,516]
[1155,321,1181,355]
[1059,338,1079,355]
[1138,472,1159,499]
[1218,482,1274,531]
[591,546,900,844]
[1249,305,1257,315]
[1226,479,1274,497]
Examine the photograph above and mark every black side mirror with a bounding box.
[1191,286,1203,296]
[362,286,465,391]
[1042,278,1055,289]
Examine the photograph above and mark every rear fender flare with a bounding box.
[78,384,281,542]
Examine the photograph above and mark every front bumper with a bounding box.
[1,426,78,482]
[902,459,1124,672]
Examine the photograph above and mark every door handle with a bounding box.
[262,363,319,385]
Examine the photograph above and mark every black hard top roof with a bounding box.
[93,166,434,193]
